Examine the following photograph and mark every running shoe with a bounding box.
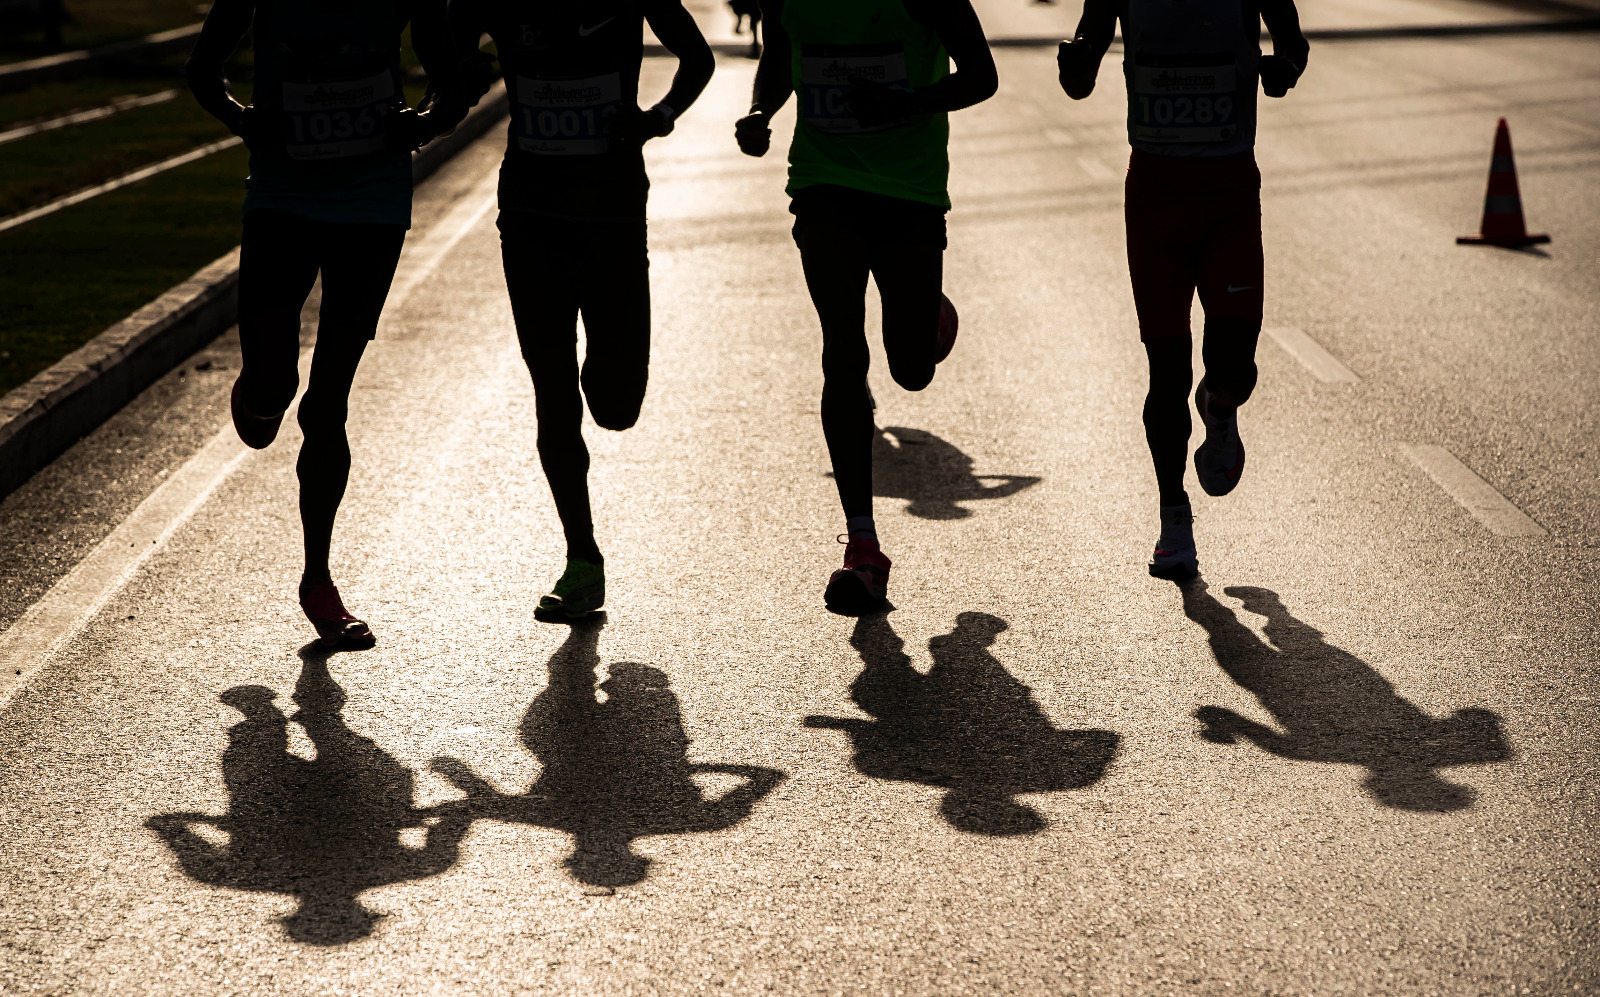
[535,558,605,622]
[936,293,959,363]
[1148,504,1199,581]
[230,378,284,450]
[825,535,891,615]
[300,580,377,649]
[1193,379,1245,497]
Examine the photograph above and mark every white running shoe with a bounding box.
[1148,504,1199,580]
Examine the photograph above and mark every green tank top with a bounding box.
[782,0,950,208]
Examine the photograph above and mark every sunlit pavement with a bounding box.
[1,1,1597,992]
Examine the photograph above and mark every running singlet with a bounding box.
[1122,0,1260,158]
[783,0,950,208]
[481,0,648,219]
[245,0,414,225]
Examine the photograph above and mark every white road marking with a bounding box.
[0,170,501,713]
[0,136,243,234]
[1400,444,1547,537]
[1077,155,1117,181]
[1265,325,1360,383]
[0,89,178,146]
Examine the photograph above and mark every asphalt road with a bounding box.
[2,0,1598,993]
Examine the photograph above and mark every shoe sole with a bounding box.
[1148,559,1200,581]
[534,589,604,622]
[1193,440,1244,497]
[824,570,885,616]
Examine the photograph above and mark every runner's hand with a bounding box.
[1259,55,1300,98]
[735,111,771,157]
[385,108,433,152]
[233,105,285,154]
[608,105,672,148]
[845,78,916,127]
[1057,40,1097,99]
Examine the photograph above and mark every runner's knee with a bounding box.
[887,354,934,392]
[1201,317,1261,407]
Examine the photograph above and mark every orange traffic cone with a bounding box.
[1458,118,1549,248]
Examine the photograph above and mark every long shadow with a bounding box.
[867,426,1040,520]
[1182,582,1511,812]
[147,647,472,945]
[806,613,1118,835]
[432,618,785,888]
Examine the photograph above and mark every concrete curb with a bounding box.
[0,23,203,94]
[0,82,508,500]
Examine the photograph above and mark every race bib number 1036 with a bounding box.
[515,73,623,155]
[282,70,396,160]
[1130,54,1238,144]
[799,42,909,135]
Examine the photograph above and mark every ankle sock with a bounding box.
[845,515,877,540]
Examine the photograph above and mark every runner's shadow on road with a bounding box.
[1181,582,1511,812]
[147,646,471,945]
[806,613,1118,835]
[431,617,785,888]
[838,426,1039,520]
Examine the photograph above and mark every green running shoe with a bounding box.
[535,558,605,621]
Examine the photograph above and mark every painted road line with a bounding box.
[1400,444,1547,537]
[1265,326,1360,383]
[1078,156,1117,181]
[0,89,178,147]
[0,136,242,234]
[0,169,500,713]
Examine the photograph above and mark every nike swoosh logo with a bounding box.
[1227,284,1254,293]
[577,17,614,36]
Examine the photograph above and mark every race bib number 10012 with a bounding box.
[799,42,909,135]
[1130,54,1238,144]
[515,73,623,155]
[282,70,396,160]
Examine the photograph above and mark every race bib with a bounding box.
[1130,53,1238,144]
[515,73,623,155]
[282,70,397,160]
[799,42,909,135]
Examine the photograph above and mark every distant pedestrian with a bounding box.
[735,0,997,615]
[729,0,762,57]
[186,0,486,647]
[446,0,714,622]
[1057,0,1309,581]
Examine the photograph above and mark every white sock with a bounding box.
[846,515,877,539]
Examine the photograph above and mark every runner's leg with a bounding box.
[296,220,406,589]
[1194,182,1265,415]
[500,212,599,563]
[795,204,874,521]
[237,209,320,419]
[577,217,651,433]
[872,229,943,394]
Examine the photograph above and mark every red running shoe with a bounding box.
[231,378,284,450]
[936,294,959,363]
[300,580,377,649]
[824,535,891,615]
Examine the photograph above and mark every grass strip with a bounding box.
[0,142,250,396]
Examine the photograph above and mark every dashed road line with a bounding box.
[1265,325,1360,383]
[0,136,242,234]
[0,168,500,713]
[1400,444,1547,537]
[0,89,178,147]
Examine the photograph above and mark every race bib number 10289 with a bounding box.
[799,42,909,135]
[1130,54,1238,144]
[515,73,623,155]
[282,70,396,160]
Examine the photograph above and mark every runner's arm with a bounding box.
[644,0,717,125]
[1258,0,1308,97]
[899,0,998,115]
[185,0,255,134]
[1057,0,1116,100]
[735,0,791,156]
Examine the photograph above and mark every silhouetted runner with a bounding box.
[1182,583,1511,811]
[188,0,484,647]
[433,620,785,887]
[147,651,474,944]
[729,0,763,58]
[1057,0,1309,581]
[735,0,997,615]
[447,0,714,622]
[807,613,1117,834]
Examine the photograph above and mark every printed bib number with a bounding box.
[282,70,396,160]
[1131,54,1238,144]
[515,73,623,155]
[799,43,909,135]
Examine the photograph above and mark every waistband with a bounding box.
[1126,149,1260,189]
